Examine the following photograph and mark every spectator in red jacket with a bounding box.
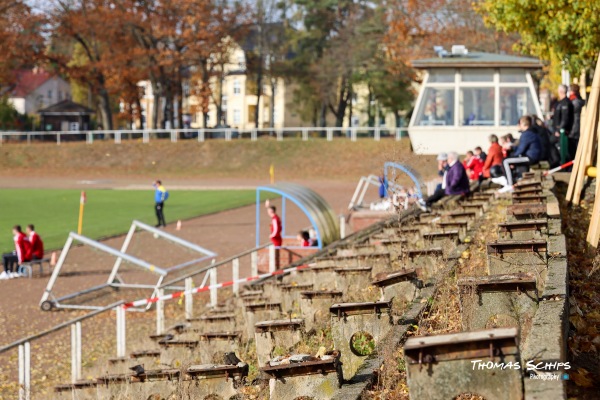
[26,224,44,260]
[463,151,484,181]
[1,225,32,280]
[483,134,505,178]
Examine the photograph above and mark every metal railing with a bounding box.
[0,127,409,145]
[0,301,125,400]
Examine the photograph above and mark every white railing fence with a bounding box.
[0,127,409,145]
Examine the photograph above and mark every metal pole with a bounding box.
[40,236,74,305]
[209,267,217,306]
[340,215,346,239]
[251,251,258,277]
[326,128,333,141]
[232,258,240,295]
[351,127,357,142]
[171,130,177,143]
[269,245,276,272]
[71,322,82,382]
[143,130,149,143]
[251,129,257,141]
[116,306,126,357]
[156,289,165,335]
[108,223,137,284]
[57,132,61,145]
[185,278,193,320]
[19,343,30,400]
[281,197,286,237]
[375,127,381,141]
[256,189,261,248]
[199,130,205,142]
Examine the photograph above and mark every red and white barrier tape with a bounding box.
[544,160,573,176]
[123,264,310,309]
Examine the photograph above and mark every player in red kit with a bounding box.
[26,224,44,260]
[1,225,32,279]
[267,205,282,268]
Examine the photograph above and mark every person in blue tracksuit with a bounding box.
[153,180,169,227]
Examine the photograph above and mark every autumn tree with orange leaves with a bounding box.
[384,0,518,79]
[0,0,44,87]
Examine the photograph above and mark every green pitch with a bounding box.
[0,189,268,252]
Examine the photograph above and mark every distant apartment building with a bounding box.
[136,40,402,130]
[8,68,71,115]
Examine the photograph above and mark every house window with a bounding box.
[459,87,495,126]
[237,55,246,70]
[58,91,63,101]
[222,95,228,111]
[500,87,536,125]
[414,87,455,126]
[70,122,79,131]
[47,90,53,100]
[233,109,241,124]
[233,79,241,95]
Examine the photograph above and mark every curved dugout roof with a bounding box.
[257,183,340,248]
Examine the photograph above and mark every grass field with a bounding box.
[0,189,268,252]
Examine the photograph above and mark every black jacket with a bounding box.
[553,97,574,134]
[570,95,585,139]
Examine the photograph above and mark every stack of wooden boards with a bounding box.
[566,53,600,246]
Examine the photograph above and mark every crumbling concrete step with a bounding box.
[498,219,548,240]
[372,268,420,304]
[283,264,337,290]
[486,240,548,286]
[402,248,444,280]
[334,266,373,292]
[433,221,468,239]
[243,302,283,338]
[457,273,539,333]
[197,332,241,364]
[330,301,393,380]
[54,380,97,400]
[187,313,237,333]
[255,318,305,366]
[301,290,344,332]
[422,230,460,246]
[158,339,200,366]
[261,352,342,399]
[404,327,523,400]
[512,194,548,204]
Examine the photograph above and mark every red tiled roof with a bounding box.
[11,68,54,97]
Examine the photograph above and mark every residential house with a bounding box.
[8,68,71,115]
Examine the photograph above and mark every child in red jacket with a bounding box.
[463,150,484,181]
[1,225,32,279]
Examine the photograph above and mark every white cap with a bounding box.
[437,153,448,161]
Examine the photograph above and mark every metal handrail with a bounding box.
[0,300,125,354]
[159,242,271,288]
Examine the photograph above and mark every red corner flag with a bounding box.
[80,191,87,205]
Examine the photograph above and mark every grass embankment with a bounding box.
[0,189,269,252]
[0,138,427,182]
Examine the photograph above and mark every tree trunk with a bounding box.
[135,95,143,129]
[97,87,113,130]
[254,61,263,128]
[394,110,400,128]
[151,81,160,130]
[270,78,276,128]
[319,103,327,128]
